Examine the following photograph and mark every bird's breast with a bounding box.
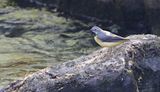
[94,36,127,47]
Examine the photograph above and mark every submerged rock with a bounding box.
[2,34,160,92]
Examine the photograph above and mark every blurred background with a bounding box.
[0,0,160,88]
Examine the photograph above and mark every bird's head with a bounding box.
[90,26,103,35]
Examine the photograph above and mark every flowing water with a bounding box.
[0,7,98,87]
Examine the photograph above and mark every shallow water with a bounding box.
[0,7,98,87]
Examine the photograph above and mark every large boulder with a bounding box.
[2,34,160,92]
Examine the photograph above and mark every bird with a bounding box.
[91,26,129,47]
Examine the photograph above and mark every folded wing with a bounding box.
[97,32,127,42]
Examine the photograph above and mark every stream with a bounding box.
[0,7,98,87]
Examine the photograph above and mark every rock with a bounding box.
[2,34,160,92]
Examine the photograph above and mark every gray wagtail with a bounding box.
[91,26,129,47]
